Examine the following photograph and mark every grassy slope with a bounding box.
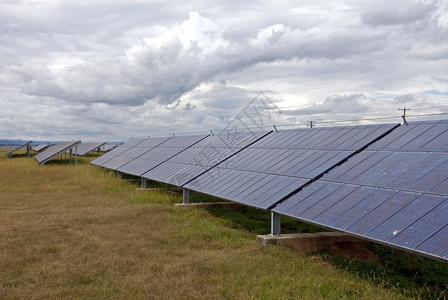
[0,152,443,299]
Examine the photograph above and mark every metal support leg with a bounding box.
[183,188,190,204]
[271,212,281,236]
[116,171,122,178]
[141,177,147,189]
[26,145,30,157]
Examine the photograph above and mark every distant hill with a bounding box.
[0,139,57,146]
[0,139,123,146]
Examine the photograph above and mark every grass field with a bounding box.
[0,151,447,299]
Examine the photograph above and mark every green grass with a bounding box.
[324,243,448,299]
[0,150,447,299]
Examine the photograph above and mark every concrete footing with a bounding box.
[257,232,364,254]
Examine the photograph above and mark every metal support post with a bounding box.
[75,145,78,166]
[183,188,190,204]
[116,171,122,178]
[271,212,281,236]
[26,145,30,157]
[141,177,147,189]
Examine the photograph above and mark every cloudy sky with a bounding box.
[1,0,447,142]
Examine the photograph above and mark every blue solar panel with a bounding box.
[389,200,448,249]
[34,141,81,165]
[100,138,169,170]
[118,148,182,176]
[142,131,271,186]
[432,178,448,194]
[117,135,208,176]
[183,124,398,209]
[366,194,445,241]
[32,144,49,152]
[416,225,448,258]
[346,192,420,236]
[274,120,448,262]
[313,185,379,226]
[6,141,32,158]
[69,142,106,156]
[90,139,148,166]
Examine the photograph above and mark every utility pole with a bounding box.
[307,121,315,128]
[398,107,411,125]
[398,107,410,118]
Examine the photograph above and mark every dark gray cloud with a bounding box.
[361,1,436,26]
[395,93,418,104]
[193,83,259,111]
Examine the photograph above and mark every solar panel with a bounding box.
[117,135,208,176]
[6,141,32,158]
[90,138,149,167]
[34,141,81,165]
[274,120,448,262]
[100,137,171,170]
[101,144,117,152]
[66,142,106,156]
[142,131,271,186]
[32,144,50,152]
[184,124,399,209]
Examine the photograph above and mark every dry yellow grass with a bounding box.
[0,152,411,299]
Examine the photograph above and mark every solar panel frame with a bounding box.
[67,142,106,156]
[6,141,32,158]
[34,141,81,165]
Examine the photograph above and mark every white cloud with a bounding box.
[0,0,447,141]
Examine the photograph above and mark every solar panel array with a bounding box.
[90,138,149,167]
[118,135,208,176]
[6,141,32,158]
[142,131,270,186]
[185,124,398,209]
[100,138,171,170]
[34,141,81,165]
[274,120,448,261]
[90,120,448,262]
[66,142,106,156]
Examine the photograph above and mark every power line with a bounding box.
[124,111,448,139]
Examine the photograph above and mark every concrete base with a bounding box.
[257,232,364,254]
[175,202,241,208]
